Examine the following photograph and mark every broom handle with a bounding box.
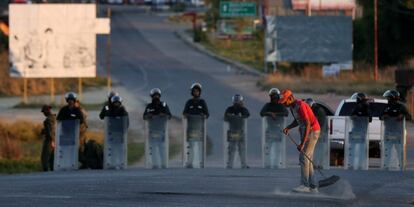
[285,132,327,178]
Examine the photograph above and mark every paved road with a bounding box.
[2,6,414,207]
[100,6,302,167]
[1,168,413,206]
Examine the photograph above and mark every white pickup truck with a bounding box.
[328,98,388,166]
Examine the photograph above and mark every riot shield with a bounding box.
[223,116,247,168]
[145,116,169,169]
[262,116,286,169]
[344,116,369,170]
[312,118,330,169]
[183,115,206,168]
[104,116,128,169]
[54,119,80,171]
[381,117,406,171]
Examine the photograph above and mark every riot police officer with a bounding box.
[56,92,84,170]
[40,105,56,171]
[144,89,171,169]
[57,92,84,122]
[351,92,372,122]
[100,95,128,170]
[183,83,209,118]
[380,90,411,170]
[224,94,250,169]
[381,90,411,121]
[260,88,289,119]
[143,88,171,120]
[183,83,209,168]
[99,91,119,120]
[106,95,129,118]
[348,92,372,169]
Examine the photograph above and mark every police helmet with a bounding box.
[111,95,123,104]
[150,88,161,97]
[268,88,280,96]
[190,83,202,91]
[65,92,77,102]
[351,92,368,102]
[232,94,244,103]
[383,90,400,100]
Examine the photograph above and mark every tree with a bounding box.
[354,0,414,66]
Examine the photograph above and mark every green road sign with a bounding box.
[220,2,257,17]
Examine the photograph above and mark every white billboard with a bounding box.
[9,4,110,78]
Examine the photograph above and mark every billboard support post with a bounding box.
[78,78,83,101]
[22,78,28,104]
[50,78,55,104]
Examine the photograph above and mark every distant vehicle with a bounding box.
[9,0,31,3]
[107,0,123,4]
[151,0,170,10]
[191,0,204,7]
[128,0,146,4]
[328,97,388,166]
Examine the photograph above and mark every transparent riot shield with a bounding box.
[223,116,247,168]
[381,117,406,171]
[183,115,206,168]
[145,116,169,169]
[104,116,128,169]
[313,119,330,169]
[54,119,80,171]
[344,116,369,170]
[262,116,286,169]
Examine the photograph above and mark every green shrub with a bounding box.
[0,159,42,174]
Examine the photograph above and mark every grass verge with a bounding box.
[127,142,145,165]
[200,37,264,71]
[13,102,105,111]
[258,72,394,96]
[0,159,42,174]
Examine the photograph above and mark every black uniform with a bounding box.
[56,105,84,123]
[183,98,209,118]
[99,101,111,120]
[105,105,129,117]
[381,101,412,120]
[143,101,172,120]
[311,104,327,129]
[41,114,56,171]
[351,102,372,122]
[224,105,250,120]
[103,105,130,128]
[260,102,289,117]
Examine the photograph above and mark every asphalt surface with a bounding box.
[2,6,414,207]
[101,6,302,167]
[1,168,413,206]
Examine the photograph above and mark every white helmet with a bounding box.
[111,95,123,104]
[65,92,77,102]
[150,88,161,97]
[268,88,280,96]
[190,83,202,91]
[232,94,244,103]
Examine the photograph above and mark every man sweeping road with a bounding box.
[279,90,320,193]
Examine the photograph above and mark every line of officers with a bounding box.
[39,82,411,171]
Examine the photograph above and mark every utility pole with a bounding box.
[374,0,379,81]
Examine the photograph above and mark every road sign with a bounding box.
[220,2,257,17]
